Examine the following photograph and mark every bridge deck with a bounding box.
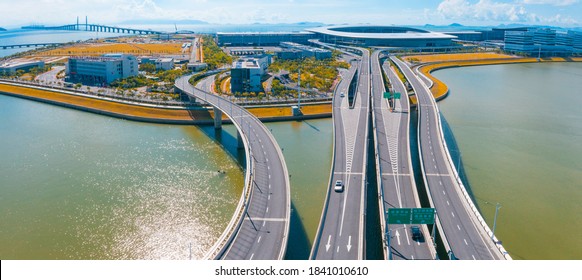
[175,75,290,260]
[391,57,507,260]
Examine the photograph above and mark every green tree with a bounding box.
[139,63,157,73]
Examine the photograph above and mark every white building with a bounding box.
[141,57,175,71]
[279,42,332,60]
[0,60,45,75]
[230,58,263,93]
[66,54,138,85]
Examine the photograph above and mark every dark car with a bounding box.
[410,226,422,241]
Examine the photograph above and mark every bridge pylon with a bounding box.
[213,106,222,130]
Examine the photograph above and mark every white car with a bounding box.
[340,92,345,98]
[334,180,344,192]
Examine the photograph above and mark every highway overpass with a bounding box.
[310,48,370,260]
[390,57,511,260]
[175,75,291,260]
[370,50,436,260]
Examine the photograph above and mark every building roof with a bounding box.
[306,25,456,40]
[0,60,44,68]
[217,31,314,35]
[233,58,260,69]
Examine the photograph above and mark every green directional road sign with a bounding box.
[383,92,390,99]
[411,208,435,224]
[387,208,435,224]
[393,92,402,99]
[387,208,412,224]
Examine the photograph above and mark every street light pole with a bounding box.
[456,151,462,181]
[492,203,502,239]
[297,64,301,109]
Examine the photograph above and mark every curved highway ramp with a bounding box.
[176,75,291,260]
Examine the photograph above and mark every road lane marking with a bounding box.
[257,236,262,243]
[326,235,332,252]
[263,221,266,227]
[266,207,269,213]
[249,217,286,222]
[447,201,450,206]
[472,255,476,260]
[250,253,254,260]
[457,225,461,231]
[464,239,468,245]
[451,212,455,217]
[337,246,340,253]
[268,195,271,200]
[442,190,446,195]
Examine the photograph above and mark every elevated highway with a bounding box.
[390,57,510,260]
[370,51,436,260]
[175,75,290,260]
[310,48,370,260]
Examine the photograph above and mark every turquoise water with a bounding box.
[435,62,582,260]
[0,94,244,259]
[0,93,331,259]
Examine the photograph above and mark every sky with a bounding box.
[0,0,581,28]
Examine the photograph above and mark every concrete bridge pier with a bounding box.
[237,132,244,149]
[213,106,222,130]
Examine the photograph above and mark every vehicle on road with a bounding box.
[411,226,422,241]
[340,92,345,98]
[334,180,344,192]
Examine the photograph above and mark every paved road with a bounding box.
[35,66,64,84]
[370,51,435,260]
[175,75,290,260]
[391,57,504,260]
[310,49,370,260]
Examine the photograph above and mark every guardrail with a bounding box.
[370,51,387,258]
[1,78,196,108]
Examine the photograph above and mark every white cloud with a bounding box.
[437,0,529,22]
[521,0,579,6]
[436,0,578,25]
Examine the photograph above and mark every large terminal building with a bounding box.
[217,25,457,48]
[306,25,457,47]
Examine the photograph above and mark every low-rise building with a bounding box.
[277,42,332,60]
[217,31,316,46]
[66,54,138,85]
[0,60,45,75]
[504,28,582,56]
[141,57,175,71]
[231,59,262,93]
[230,55,271,94]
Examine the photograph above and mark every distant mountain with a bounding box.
[251,22,324,26]
[295,22,324,26]
[0,27,6,31]
[119,19,208,25]
[449,23,464,27]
